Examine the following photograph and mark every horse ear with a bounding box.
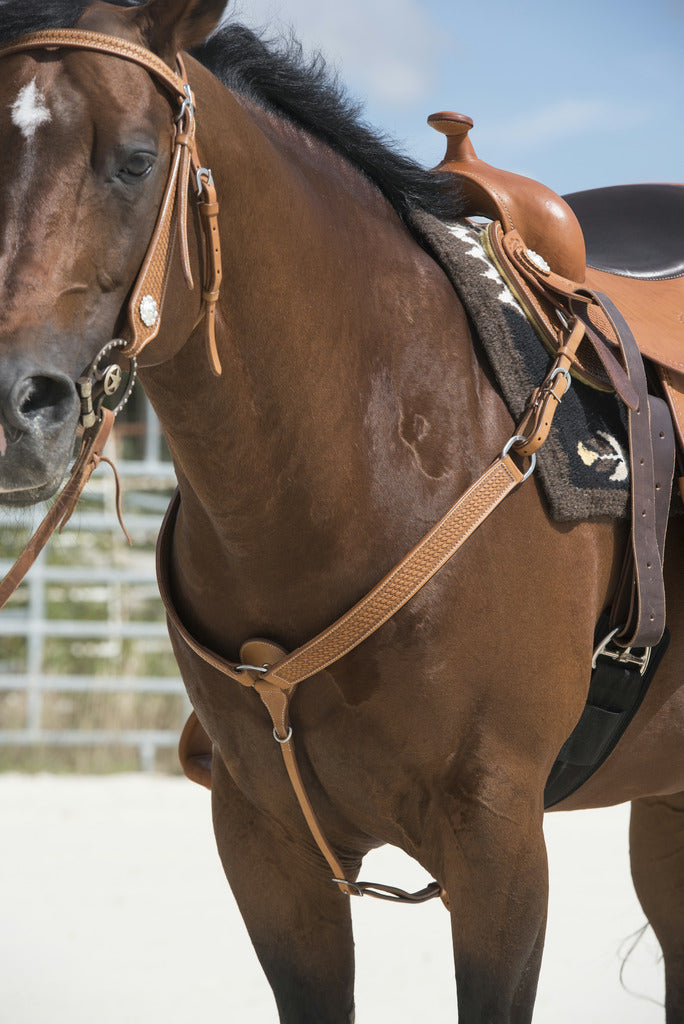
[132,0,229,63]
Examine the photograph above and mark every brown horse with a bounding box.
[0,1,682,1021]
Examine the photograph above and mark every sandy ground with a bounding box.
[0,774,665,1023]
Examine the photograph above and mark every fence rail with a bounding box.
[0,400,190,773]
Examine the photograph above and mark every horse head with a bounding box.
[0,0,226,505]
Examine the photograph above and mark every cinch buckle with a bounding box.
[592,628,652,676]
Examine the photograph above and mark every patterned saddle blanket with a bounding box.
[410,209,630,521]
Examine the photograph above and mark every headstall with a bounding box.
[0,28,223,604]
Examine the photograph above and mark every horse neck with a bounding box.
[140,69,500,650]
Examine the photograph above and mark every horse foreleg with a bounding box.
[210,752,357,1024]
[435,796,548,1023]
[630,792,684,1022]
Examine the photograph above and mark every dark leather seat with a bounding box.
[563,184,684,281]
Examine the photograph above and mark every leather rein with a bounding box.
[0,32,673,906]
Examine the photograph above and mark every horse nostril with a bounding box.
[11,374,77,428]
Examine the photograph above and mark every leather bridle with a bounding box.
[0,28,223,602]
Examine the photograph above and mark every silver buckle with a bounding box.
[592,629,652,676]
[196,166,215,196]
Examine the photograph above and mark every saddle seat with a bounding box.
[563,184,684,282]
[565,184,684,375]
[428,112,684,454]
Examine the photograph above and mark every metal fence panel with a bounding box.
[0,398,190,773]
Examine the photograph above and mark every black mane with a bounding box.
[0,1,462,222]
[194,26,461,222]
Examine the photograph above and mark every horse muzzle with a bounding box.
[0,363,80,506]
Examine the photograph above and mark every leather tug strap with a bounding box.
[597,295,674,647]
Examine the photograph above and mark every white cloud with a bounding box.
[229,0,457,107]
[484,98,646,152]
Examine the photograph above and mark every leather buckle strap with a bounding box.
[597,294,674,649]
[261,454,525,691]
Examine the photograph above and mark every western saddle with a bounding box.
[428,110,684,497]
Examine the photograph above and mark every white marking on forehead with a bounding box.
[11,78,52,140]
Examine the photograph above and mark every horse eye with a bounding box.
[118,153,155,181]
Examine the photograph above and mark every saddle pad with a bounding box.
[409,209,630,521]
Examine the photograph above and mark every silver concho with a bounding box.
[526,249,551,274]
[139,294,159,328]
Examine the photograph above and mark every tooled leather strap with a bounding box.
[0,29,190,93]
[261,456,524,690]
[157,453,525,693]
[0,409,116,611]
[157,452,526,903]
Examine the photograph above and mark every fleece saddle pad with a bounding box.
[410,209,630,521]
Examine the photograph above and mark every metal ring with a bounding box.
[500,435,537,483]
[235,664,268,675]
[273,727,293,744]
[82,338,138,419]
[501,434,527,459]
[519,453,537,483]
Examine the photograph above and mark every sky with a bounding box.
[229,0,682,196]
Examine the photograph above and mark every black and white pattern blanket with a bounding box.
[410,209,630,521]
